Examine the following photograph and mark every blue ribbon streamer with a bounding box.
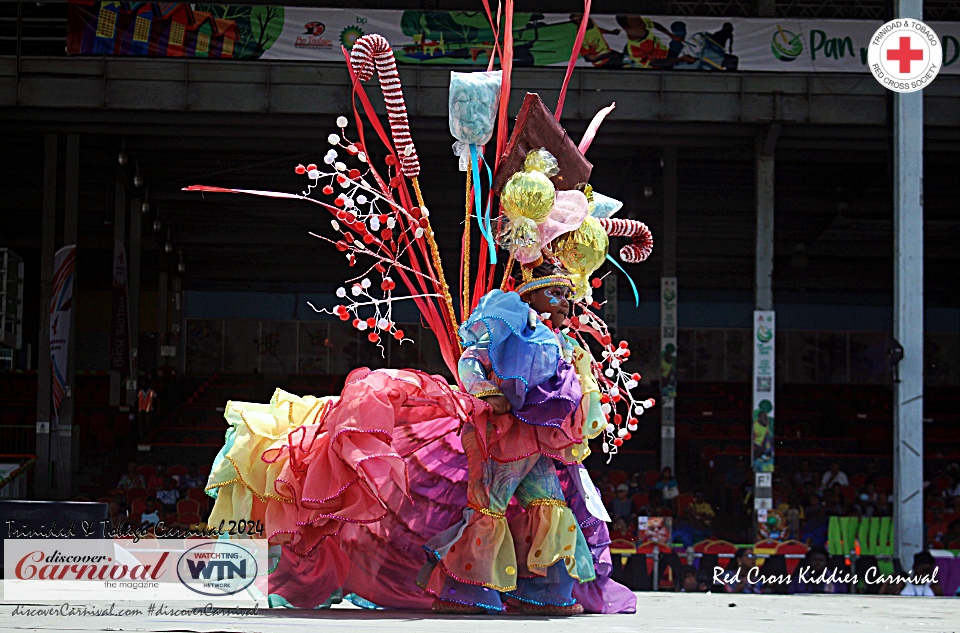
[469,143,497,262]
[605,254,640,307]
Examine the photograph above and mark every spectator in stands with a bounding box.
[646,489,674,517]
[719,548,762,594]
[146,463,165,489]
[597,473,614,496]
[627,472,643,496]
[107,501,126,530]
[721,457,749,512]
[610,484,635,520]
[609,517,636,543]
[789,546,848,594]
[140,497,161,528]
[874,493,892,518]
[156,476,180,514]
[179,463,205,490]
[881,551,943,596]
[820,461,849,491]
[854,487,876,517]
[823,485,845,516]
[655,467,680,504]
[689,491,715,527]
[115,461,145,490]
[137,382,159,438]
[927,506,950,546]
[793,459,815,489]
[801,494,828,546]
[679,565,708,592]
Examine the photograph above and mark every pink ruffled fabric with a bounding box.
[260,368,475,558]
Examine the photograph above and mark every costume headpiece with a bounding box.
[516,274,574,296]
[185,25,656,461]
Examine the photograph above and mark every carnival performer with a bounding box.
[420,262,605,615]
[190,24,653,617]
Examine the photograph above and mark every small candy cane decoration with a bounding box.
[350,34,420,179]
[598,218,654,263]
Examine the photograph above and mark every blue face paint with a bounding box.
[548,297,559,306]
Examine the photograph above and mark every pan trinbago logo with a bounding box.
[296,21,333,50]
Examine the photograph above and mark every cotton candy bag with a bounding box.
[449,71,502,146]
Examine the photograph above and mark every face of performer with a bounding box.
[523,284,571,330]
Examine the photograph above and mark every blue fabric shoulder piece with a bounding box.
[459,290,560,407]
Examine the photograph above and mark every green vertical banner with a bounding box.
[752,310,775,473]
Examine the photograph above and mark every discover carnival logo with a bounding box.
[868,19,941,92]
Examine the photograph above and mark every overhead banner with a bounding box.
[110,239,131,376]
[752,311,775,474]
[67,2,960,74]
[50,246,76,418]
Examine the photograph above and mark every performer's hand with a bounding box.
[482,395,511,415]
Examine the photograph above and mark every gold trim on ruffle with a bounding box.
[467,502,506,519]
[473,389,504,399]
[205,454,293,503]
[525,498,567,508]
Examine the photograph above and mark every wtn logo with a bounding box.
[185,559,246,581]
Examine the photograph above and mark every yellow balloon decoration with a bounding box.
[500,170,555,223]
[553,216,609,299]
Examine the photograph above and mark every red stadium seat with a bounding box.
[177,498,200,515]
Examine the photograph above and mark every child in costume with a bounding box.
[192,31,653,616]
[420,263,607,615]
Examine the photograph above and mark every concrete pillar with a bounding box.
[660,146,677,472]
[755,125,779,313]
[157,270,168,367]
[752,125,779,530]
[892,0,924,566]
[35,134,58,498]
[55,133,79,496]
[127,196,141,407]
[109,179,126,406]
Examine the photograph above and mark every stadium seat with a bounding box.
[643,470,660,488]
[167,464,188,477]
[177,498,200,515]
[674,493,695,516]
[608,470,627,486]
[631,492,649,509]
[130,498,146,515]
[125,487,147,506]
[137,465,155,479]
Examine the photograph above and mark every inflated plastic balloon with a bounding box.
[553,216,609,299]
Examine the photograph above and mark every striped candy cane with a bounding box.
[350,34,420,179]
[598,218,654,263]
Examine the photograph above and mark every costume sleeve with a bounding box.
[457,335,503,398]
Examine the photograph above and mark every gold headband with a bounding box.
[517,275,575,296]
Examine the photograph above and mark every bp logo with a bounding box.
[756,325,773,343]
[340,26,365,49]
[771,26,803,61]
[176,542,258,596]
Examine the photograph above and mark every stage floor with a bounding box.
[2,593,956,633]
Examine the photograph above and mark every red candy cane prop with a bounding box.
[598,218,654,263]
[350,35,420,179]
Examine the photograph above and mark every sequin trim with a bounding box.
[466,503,506,519]
[473,389,505,399]
[525,498,567,508]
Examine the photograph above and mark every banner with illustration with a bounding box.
[752,311,775,474]
[67,2,960,74]
[50,246,76,418]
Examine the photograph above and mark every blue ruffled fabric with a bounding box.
[459,290,560,409]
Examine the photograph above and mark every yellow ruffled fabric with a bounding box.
[205,389,336,529]
[509,503,596,582]
[439,513,519,591]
